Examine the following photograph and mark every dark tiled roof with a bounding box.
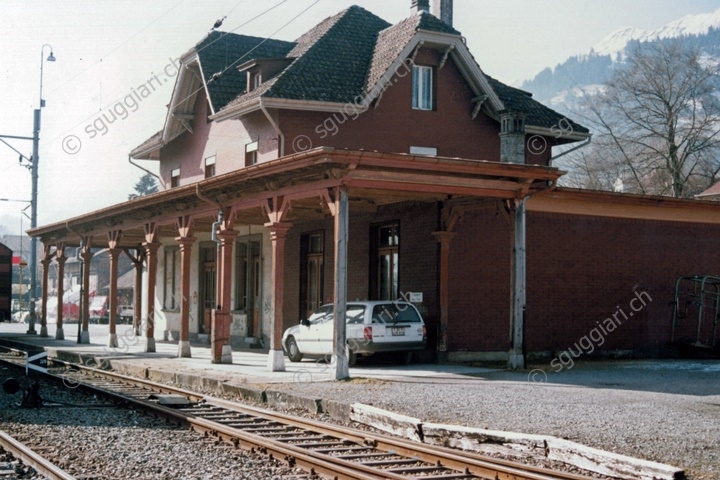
[196,31,295,112]
[486,76,590,134]
[266,6,390,103]
[205,6,588,135]
[225,6,390,108]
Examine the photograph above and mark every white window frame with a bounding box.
[409,146,437,156]
[412,65,433,111]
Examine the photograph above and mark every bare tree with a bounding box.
[568,40,720,197]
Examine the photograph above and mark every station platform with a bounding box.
[0,323,495,387]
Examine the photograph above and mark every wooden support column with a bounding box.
[265,222,292,371]
[331,187,349,380]
[211,229,237,364]
[508,198,527,369]
[79,238,94,344]
[124,248,144,337]
[431,231,456,355]
[177,238,195,358]
[55,244,66,340]
[432,205,462,362]
[176,216,194,358]
[107,248,121,348]
[107,231,122,348]
[39,244,53,337]
[143,223,160,353]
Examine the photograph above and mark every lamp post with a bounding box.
[26,44,56,335]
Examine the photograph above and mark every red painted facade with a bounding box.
[280,50,504,161]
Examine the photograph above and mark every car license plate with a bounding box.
[391,326,405,336]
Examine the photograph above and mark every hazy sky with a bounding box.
[2,0,720,233]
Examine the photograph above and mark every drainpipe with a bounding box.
[259,98,284,157]
[508,178,558,370]
[128,155,165,190]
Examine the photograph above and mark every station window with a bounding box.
[412,65,433,111]
[163,246,179,310]
[370,223,399,301]
[205,155,216,178]
[245,141,259,166]
[300,232,324,319]
[170,168,180,188]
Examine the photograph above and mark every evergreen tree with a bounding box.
[128,174,159,200]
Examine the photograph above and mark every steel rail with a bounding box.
[45,359,596,480]
[0,430,76,480]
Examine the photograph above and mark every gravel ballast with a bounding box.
[0,362,311,479]
[269,359,720,480]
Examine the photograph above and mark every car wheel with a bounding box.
[286,337,303,362]
[348,348,357,367]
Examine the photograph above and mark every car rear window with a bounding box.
[346,305,365,324]
[372,303,422,324]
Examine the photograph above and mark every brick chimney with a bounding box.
[432,0,453,27]
[499,110,527,164]
[411,0,430,14]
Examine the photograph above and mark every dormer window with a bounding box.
[412,65,433,110]
[170,168,180,188]
[248,71,262,92]
[239,57,295,94]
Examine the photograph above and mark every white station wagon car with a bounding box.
[282,301,427,366]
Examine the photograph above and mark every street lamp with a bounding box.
[27,44,56,335]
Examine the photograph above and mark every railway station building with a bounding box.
[29,1,720,373]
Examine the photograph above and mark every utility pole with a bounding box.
[26,45,56,335]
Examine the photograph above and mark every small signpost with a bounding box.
[26,351,47,374]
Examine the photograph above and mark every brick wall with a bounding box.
[446,206,720,354]
[526,212,720,353]
[280,49,501,161]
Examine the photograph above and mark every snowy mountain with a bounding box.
[592,7,720,59]
[522,7,720,110]
[592,27,647,58]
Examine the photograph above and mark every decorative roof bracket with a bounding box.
[438,44,455,69]
[471,94,488,120]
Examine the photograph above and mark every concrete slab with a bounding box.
[0,323,498,386]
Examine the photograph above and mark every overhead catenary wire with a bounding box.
[43,0,309,150]
[170,0,320,116]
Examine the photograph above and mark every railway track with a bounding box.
[0,428,74,480]
[0,350,599,480]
